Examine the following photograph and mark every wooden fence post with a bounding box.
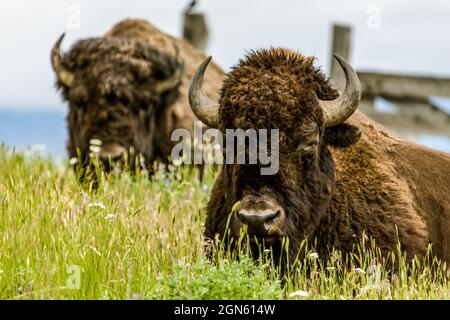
[330,24,352,90]
[182,1,209,52]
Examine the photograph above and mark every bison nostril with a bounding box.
[99,143,125,162]
[237,210,280,226]
[259,211,279,224]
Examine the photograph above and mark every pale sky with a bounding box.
[1,0,450,109]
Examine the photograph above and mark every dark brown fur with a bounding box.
[55,19,223,173]
[205,48,450,264]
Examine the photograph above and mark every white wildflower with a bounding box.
[69,157,79,165]
[309,252,319,259]
[89,145,101,153]
[88,202,106,210]
[289,290,310,298]
[131,293,141,300]
[172,158,183,166]
[353,267,366,275]
[90,139,102,146]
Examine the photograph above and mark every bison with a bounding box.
[51,19,223,177]
[188,48,450,265]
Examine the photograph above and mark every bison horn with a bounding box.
[188,56,219,128]
[51,33,74,88]
[319,54,361,127]
[154,44,185,94]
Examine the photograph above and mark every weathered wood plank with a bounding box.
[358,71,450,100]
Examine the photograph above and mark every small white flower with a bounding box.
[104,214,115,220]
[172,158,183,166]
[309,252,319,259]
[353,267,366,275]
[69,157,79,165]
[89,145,101,153]
[289,290,309,298]
[90,139,102,146]
[88,202,106,210]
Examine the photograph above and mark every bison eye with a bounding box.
[303,141,319,152]
[106,92,117,104]
[298,138,319,153]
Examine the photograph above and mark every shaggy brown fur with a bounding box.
[205,48,450,265]
[55,19,224,174]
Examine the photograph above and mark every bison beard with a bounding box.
[191,48,450,268]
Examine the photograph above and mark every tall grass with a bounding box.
[0,144,448,299]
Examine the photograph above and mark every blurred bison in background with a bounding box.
[51,19,223,178]
[189,48,450,267]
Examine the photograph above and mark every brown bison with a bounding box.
[51,19,223,176]
[188,48,450,265]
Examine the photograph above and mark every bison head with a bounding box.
[189,49,361,260]
[51,34,184,176]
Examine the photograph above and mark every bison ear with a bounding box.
[323,123,361,148]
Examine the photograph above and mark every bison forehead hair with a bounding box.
[60,36,180,108]
[219,48,339,137]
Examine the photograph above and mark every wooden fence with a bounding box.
[330,24,450,136]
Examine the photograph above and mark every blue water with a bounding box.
[0,109,67,156]
[0,109,450,157]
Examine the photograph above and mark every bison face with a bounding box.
[51,34,183,176]
[222,119,338,251]
[190,49,361,258]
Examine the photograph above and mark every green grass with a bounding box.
[0,144,449,299]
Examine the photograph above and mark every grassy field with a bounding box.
[0,144,449,300]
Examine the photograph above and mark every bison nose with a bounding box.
[99,143,126,162]
[237,210,281,235]
[238,210,279,225]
